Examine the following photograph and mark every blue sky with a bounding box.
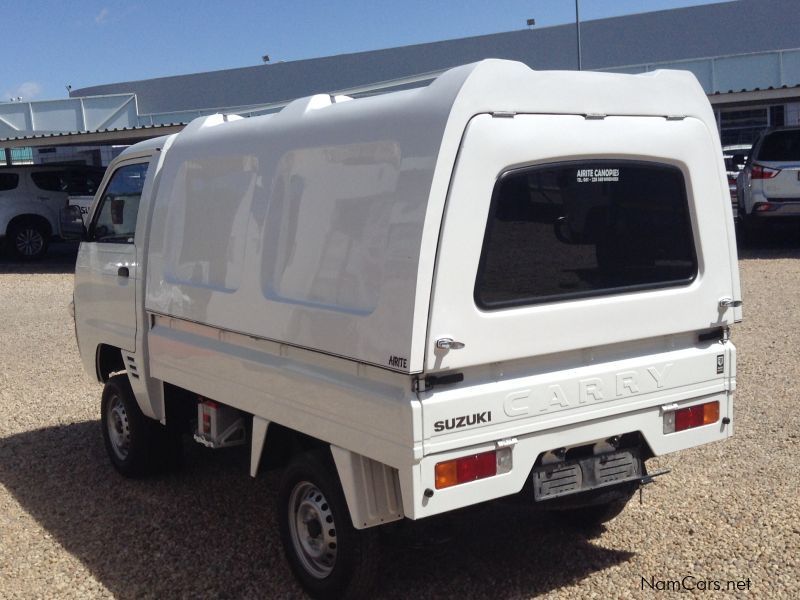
[2,0,729,101]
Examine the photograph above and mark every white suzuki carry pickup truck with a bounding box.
[70,59,742,598]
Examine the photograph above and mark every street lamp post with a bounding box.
[575,0,582,70]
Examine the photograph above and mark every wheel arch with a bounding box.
[95,344,125,383]
[6,213,53,238]
[251,423,404,529]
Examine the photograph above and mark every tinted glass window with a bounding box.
[30,169,104,194]
[758,130,800,161]
[63,169,104,195]
[31,171,63,192]
[475,161,696,309]
[0,173,19,191]
[92,163,148,243]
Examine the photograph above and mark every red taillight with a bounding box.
[751,164,781,179]
[435,450,503,489]
[457,451,496,482]
[664,401,719,433]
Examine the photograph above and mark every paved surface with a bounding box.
[0,238,798,599]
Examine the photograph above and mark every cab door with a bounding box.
[75,160,150,355]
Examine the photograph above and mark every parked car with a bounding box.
[736,127,800,234]
[0,164,105,259]
[722,143,750,213]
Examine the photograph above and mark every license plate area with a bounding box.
[532,449,643,501]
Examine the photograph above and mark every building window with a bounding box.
[719,108,769,146]
[770,105,785,128]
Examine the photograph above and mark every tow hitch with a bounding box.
[637,469,671,504]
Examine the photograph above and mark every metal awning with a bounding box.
[0,123,185,148]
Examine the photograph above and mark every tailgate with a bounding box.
[761,162,800,199]
[420,338,731,455]
[425,113,738,372]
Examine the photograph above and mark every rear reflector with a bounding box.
[754,202,780,212]
[664,401,719,434]
[435,448,512,489]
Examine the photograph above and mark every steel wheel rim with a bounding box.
[15,227,44,256]
[106,395,131,460]
[288,481,338,579]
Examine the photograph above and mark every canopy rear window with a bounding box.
[475,161,697,309]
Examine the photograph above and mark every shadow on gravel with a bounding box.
[0,242,78,274]
[0,422,633,599]
[736,222,800,259]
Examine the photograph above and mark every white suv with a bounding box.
[736,127,800,234]
[0,165,104,259]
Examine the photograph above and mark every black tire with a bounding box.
[8,220,49,260]
[278,449,379,599]
[101,374,181,477]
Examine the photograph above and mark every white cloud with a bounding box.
[3,82,43,102]
[95,7,109,24]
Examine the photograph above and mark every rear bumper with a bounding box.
[750,205,800,218]
[748,192,800,217]
[404,340,736,520]
[408,391,732,519]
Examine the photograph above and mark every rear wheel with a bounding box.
[278,449,379,599]
[8,221,49,260]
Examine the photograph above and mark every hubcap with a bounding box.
[15,227,44,257]
[288,481,338,579]
[106,395,131,460]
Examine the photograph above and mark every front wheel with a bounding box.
[278,449,379,599]
[101,374,181,477]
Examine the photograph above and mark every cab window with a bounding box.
[91,162,149,243]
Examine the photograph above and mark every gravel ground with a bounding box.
[0,238,799,599]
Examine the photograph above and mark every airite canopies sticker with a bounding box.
[576,168,620,183]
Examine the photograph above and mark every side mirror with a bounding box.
[110,198,125,225]
[60,204,87,241]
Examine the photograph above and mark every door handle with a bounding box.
[718,297,742,308]
[436,337,465,350]
[117,266,129,278]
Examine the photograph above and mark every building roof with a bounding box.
[72,0,798,115]
[0,124,184,149]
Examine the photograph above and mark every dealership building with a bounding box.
[2,0,799,163]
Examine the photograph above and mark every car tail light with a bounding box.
[751,164,781,179]
[663,401,719,434]
[434,448,512,489]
